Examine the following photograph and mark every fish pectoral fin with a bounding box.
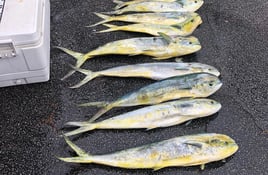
[183,141,203,149]
[175,57,184,63]
[158,32,175,44]
[201,164,205,170]
[146,126,158,131]
[152,56,172,60]
[153,166,166,171]
[129,52,143,56]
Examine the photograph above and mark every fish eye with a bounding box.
[191,19,194,22]
[209,83,214,86]
[210,101,215,104]
[194,0,198,3]
[189,42,193,44]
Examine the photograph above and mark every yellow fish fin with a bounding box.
[153,166,166,171]
[175,57,184,62]
[201,164,205,170]
[146,126,158,131]
[158,32,175,44]
[89,13,112,27]
[55,46,88,80]
[152,56,172,60]
[63,135,89,157]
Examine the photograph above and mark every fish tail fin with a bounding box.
[65,121,91,127]
[68,64,99,88]
[113,0,128,10]
[64,122,97,136]
[57,156,93,164]
[113,0,124,5]
[57,135,93,163]
[89,13,113,27]
[88,104,114,122]
[63,135,89,157]
[102,10,122,15]
[96,24,121,33]
[55,46,89,80]
[78,101,109,107]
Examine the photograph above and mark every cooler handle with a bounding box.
[0,40,16,59]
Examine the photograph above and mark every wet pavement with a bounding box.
[0,0,267,174]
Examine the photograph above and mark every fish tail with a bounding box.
[58,156,93,164]
[55,46,89,80]
[57,135,93,163]
[63,135,89,156]
[64,123,97,136]
[78,101,109,107]
[102,9,123,15]
[68,64,99,88]
[88,104,114,122]
[96,24,121,33]
[89,13,113,27]
[113,0,124,5]
[114,1,128,10]
[65,121,91,127]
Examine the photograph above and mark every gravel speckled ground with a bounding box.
[0,0,267,175]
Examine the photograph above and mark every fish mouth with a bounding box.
[214,81,223,92]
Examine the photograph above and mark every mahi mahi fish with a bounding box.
[113,0,178,10]
[58,133,238,170]
[91,12,199,27]
[106,0,204,14]
[56,34,201,80]
[97,13,202,36]
[64,98,222,136]
[68,62,220,88]
[80,73,222,122]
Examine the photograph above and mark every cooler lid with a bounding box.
[0,0,43,45]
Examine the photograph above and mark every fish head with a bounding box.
[204,134,239,161]
[178,13,202,33]
[194,99,222,115]
[192,73,222,96]
[181,0,204,12]
[171,36,201,55]
[191,64,220,77]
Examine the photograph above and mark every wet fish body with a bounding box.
[113,0,177,10]
[97,13,202,36]
[64,98,222,136]
[56,35,201,79]
[69,62,220,88]
[81,73,222,122]
[91,12,198,27]
[59,133,239,170]
[107,0,204,14]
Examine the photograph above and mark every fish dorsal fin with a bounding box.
[184,142,203,149]
[158,32,175,44]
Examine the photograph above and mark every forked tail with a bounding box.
[113,0,128,10]
[55,46,89,80]
[96,24,121,33]
[68,64,99,88]
[90,13,113,27]
[64,121,97,136]
[88,104,115,122]
[57,135,93,163]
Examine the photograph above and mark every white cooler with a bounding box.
[0,0,50,87]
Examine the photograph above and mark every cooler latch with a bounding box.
[0,40,17,59]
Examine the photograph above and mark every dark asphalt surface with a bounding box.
[1,0,268,174]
